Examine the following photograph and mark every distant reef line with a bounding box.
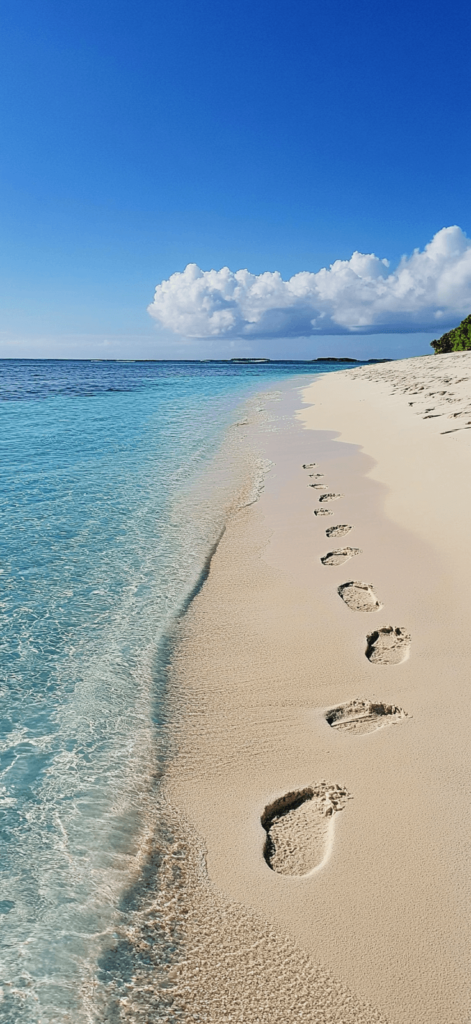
[85,356,393,364]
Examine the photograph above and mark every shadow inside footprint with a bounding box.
[326,524,352,538]
[321,547,361,567]
[338,581,382,612]
[261,783,350,876]
[366,626,411,664]
[326,698,406,734]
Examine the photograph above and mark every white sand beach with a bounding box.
[140,352,471,1023]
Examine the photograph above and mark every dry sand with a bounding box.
[146,352,471,1023]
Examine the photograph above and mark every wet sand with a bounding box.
[155,353,471,1023]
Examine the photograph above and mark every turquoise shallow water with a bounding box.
[0,359,358,1022]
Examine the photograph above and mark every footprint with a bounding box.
[326,524,352,538]
[319,493,342,503]
[303,463,317,469]
[314,508,333,516]
[338,581,382,612]
[309,473,324,478]
[366,626,411,664]
[325,698,406,734]
[261,783,350,876]
[309,483,327,489]
[321,547,361,566]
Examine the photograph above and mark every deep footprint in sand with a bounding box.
[309,483,327,490]
[319,492,342,503]
[314,508,333,516]
[338,581,382,612]
[326,524,352,538]
[321,547,361,567]
[302,463,317,469]
[326,698,406,734]
[261,783,350,876]
[366,626,411,664]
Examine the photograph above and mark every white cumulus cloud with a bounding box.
[147,226,471,338]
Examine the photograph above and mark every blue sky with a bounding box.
[1,0,471,359]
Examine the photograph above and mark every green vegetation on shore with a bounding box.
[431,314,471,353]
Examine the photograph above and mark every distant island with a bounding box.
[309,357,392,364]
[431,313,471,353]
[226,357,391,364]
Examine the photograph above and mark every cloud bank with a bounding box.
[147,227,471,338]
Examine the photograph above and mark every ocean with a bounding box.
[0,358,358,1023]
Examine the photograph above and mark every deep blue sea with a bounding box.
[0,358,361,1023]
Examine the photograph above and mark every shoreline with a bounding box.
[129,354,470,1022]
